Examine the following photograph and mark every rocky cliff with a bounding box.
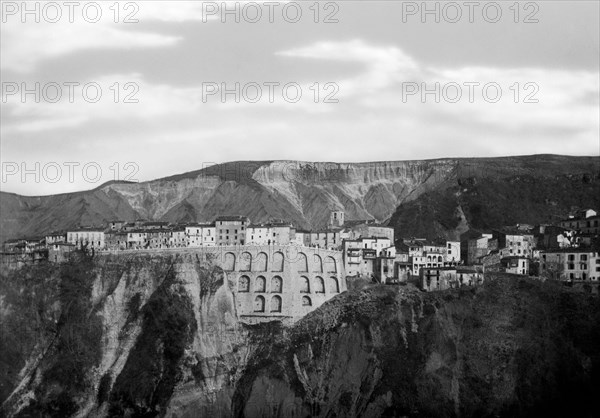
[2,155,598,243]
[1,255,599,417]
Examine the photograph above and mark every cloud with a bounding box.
[276,39,599,146]
[1,21,181,73]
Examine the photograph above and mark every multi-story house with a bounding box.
[540,249,600,281]
[186,223,216,247]
[170,225,187,248]
[45,231,66,245]
[500,256,530,275]
[147,229,171,249]
[493,229,535,258]
[559,209,600,234]
[343,237,393,279]
[467,233,495,264]
[307,230,342,250]
[127,230,148,249]
[420,266,483,292]
[201,224,216,246]
[215,216,249,245]
[105,230,128,250]
[67,227,105,250]
[245,223,272,246]
[399,239,461,276]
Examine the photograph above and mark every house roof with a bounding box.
[215,216,249,222]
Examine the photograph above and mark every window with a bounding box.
[270,295,282,313]
[300,276,310,293]
[254,296,265,312]
[581,254,588,261]
[238,276,250,292]
[255,276,266,292]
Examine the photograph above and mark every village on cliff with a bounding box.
[2,208,599,291]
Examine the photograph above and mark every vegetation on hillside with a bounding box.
[389,171,600,240]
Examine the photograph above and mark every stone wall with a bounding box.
[97,245,346,323]
[216,245,345,323]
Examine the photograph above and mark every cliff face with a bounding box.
[234,279,600,418]
[2,155,598,242]
[1,256,599,418]
[0,254,263,417]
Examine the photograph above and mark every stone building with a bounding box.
[45,232,66,246]
[540,248,600,281]
[215,216,249,245]
[559,209,600,234]
[328,210,345,228]
[48,242,76,262]
[246,222,294,246]
[398,239,461,276]
[217,245,345,323]
[105,230,128,250]
[170,225,187,248]
[67,227,105,250]
[343,237,392,280]
[420,266,483,291]
[493,229,535,258]
[127,230,148,249]
[500,256,530,275]
[186,223,216,247]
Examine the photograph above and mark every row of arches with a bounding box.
[253,295,313,312]
[238,275,340,294]
[238,275,282,293]
[224,251,338,273]
[427,255,444,262]
[299,276,339,294]
[254,295,282,312]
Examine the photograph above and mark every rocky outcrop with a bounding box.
[233,278,600,418]
[2,255,599,417]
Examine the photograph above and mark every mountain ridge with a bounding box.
[1,154,598,243]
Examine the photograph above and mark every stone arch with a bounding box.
[315,276,325,293]
[254,295,265,312]
[223,252,236,271]
[270,295,282,313]
[329,276,339,293]
[240,251,252,271]
[427,255,432,262]
[271,276,283,293]
[438,256,443,263]
[300,276,311,293]
[297,252,308,272]
[302,296,312,306]
[272,251,284,272]
[238,275,250,292]
[255,276,266,292]
[313,254,323,273]
[254,252,268,272]
[325,256,337,273]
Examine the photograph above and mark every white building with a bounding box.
[246,224,273,246]
[67,228,105,250]
[186,223,216,247]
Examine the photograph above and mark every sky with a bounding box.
[1,0,599,195]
